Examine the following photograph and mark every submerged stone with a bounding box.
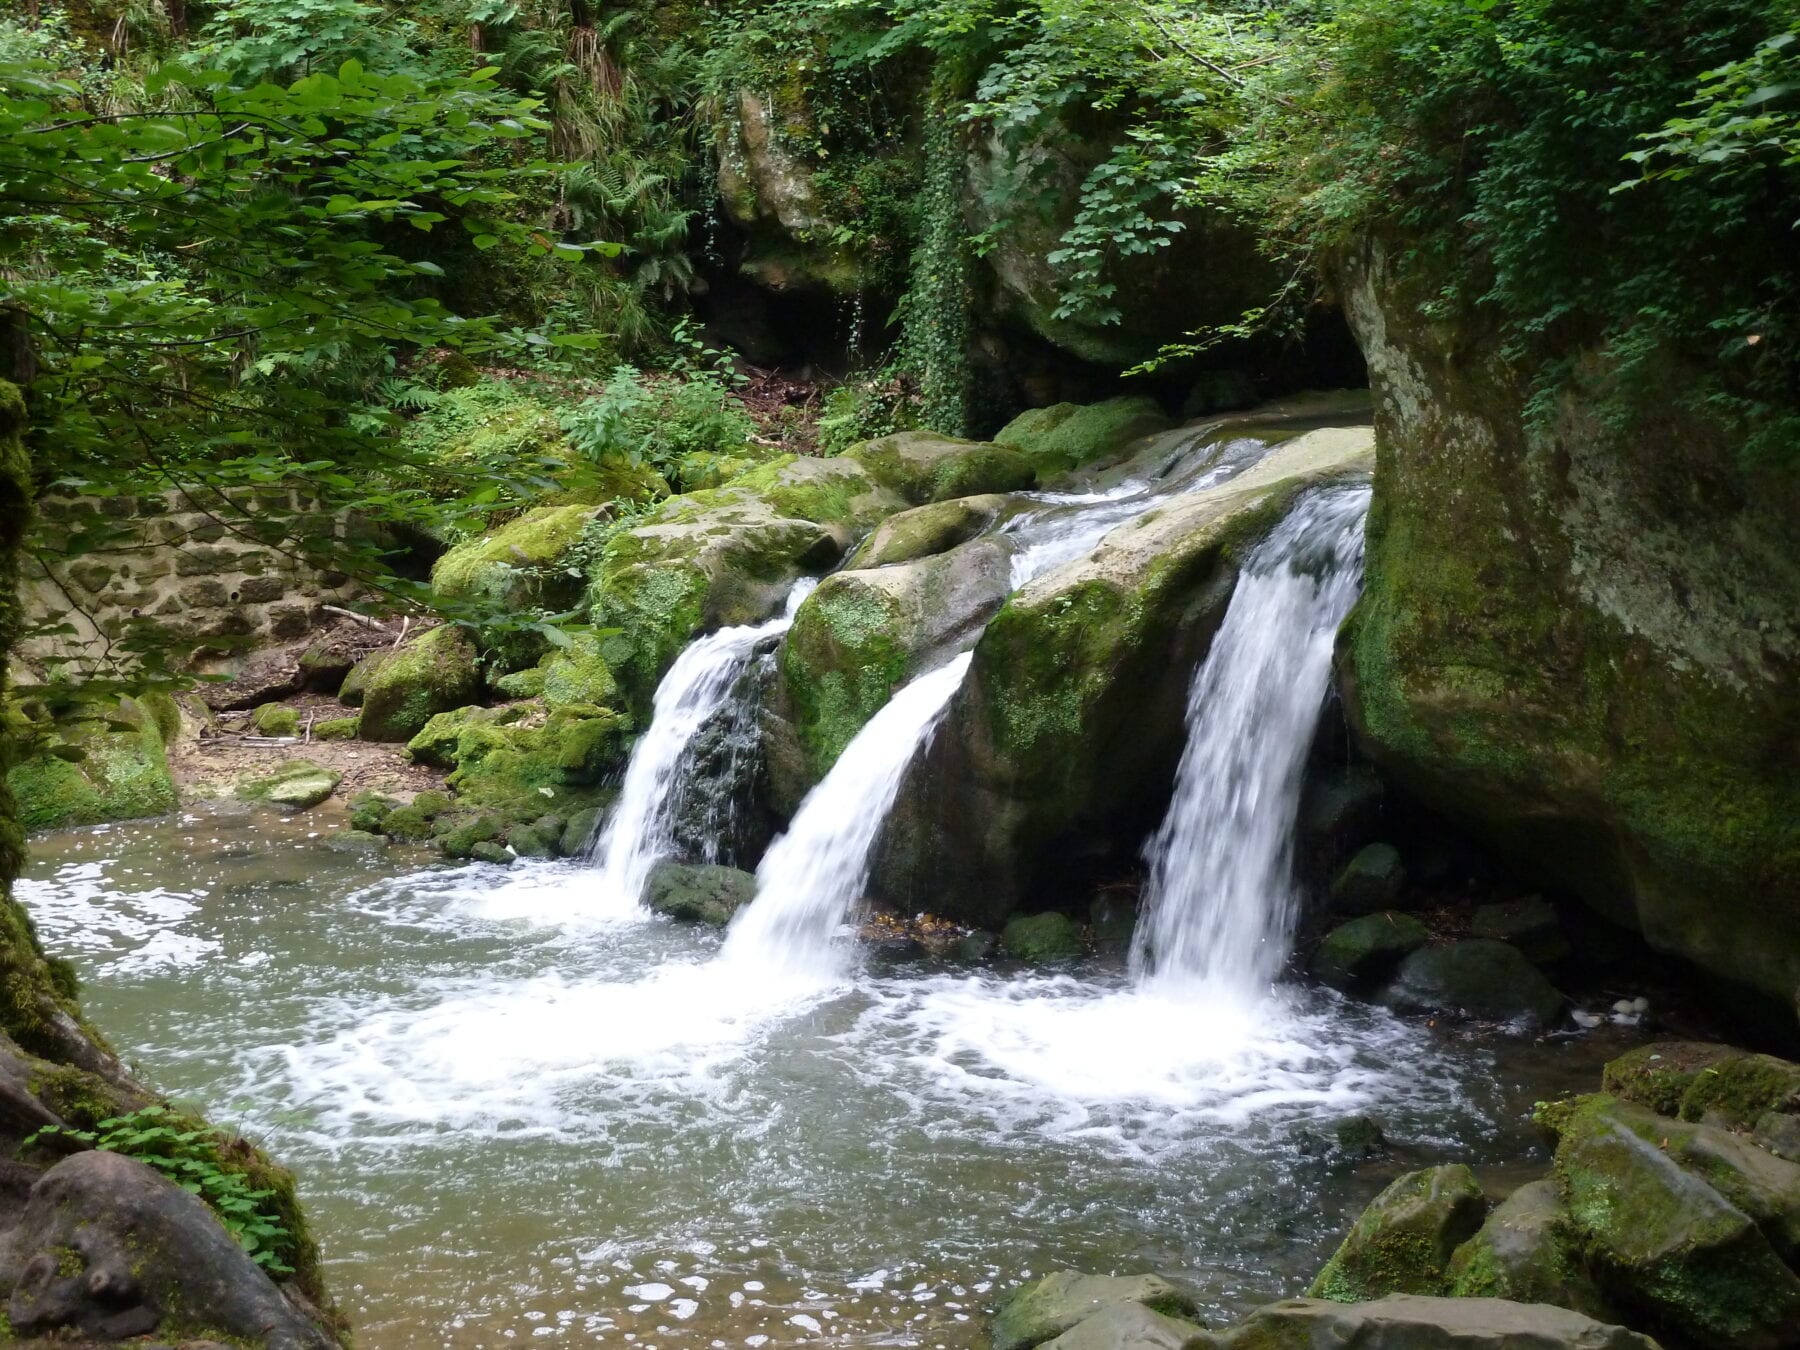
[1377,940,1564,1026]
[1308,1164,1488,1302]
[992,1271,1200,1350]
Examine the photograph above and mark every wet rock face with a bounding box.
[1376,940,1565,1027]
[1336,241,1800,1025]
[992,1271,1201,1350]
[0,1150,335,1348]
[1307,1164,1488,1303]
[1212,1295,1660,1350]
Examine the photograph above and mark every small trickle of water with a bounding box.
[1131,485,1372,998]
[722,652,974,980]
[582,580,816,917]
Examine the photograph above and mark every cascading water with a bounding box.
[580,579,816,917]
[1130,484,1373,999]
[721,652,974,979]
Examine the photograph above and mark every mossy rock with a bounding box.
[468,840,513,866]
[1676,1052,1800,1129]
[1377,940,1564,1027]
[506,822,558,859]
[358,625,484,743]
[845,431,1038,505]
[1036,1303,1210,1350]
[1540,1092,1800,1347]
[1470,897,1571,966]
[992,1271,1200,1350]
[7,695,179,834]
[1445,1179,1617,1322]
[1330,843,1407,914]
[347,790,402,834]
[1601,1042,1745,1118]
[561,807,602,857]
[994,396,1171,473]
[1000,912,1083,963]
[250,703,300,737]
[645,862,757,927]
[437,812,507,860]
[236,759,341,810]
[313,715,360,741]
[848,495,1012,570]
[492,665,548,700]
[337,652,379,707]
[1308,1165,1488,1302]
[431,504,602,612]
[1311,912,1428,991]
[540,634,619,709]
[1211,1295,1659,1350]
[325,829,387,856]
[673,446,776,493]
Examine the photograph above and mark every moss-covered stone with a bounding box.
[359,624,484,742]
[845,431,1038,505]
[1308,1165,1488,1302]
[1540,1092,1800,1347]
[1377,940,1565,1027]
[645,862,757,926]
[312,715,360,741]
[337,652,379,707]
[347,790,402,834]
[236,759,342,810]
[250,703,300,737]
[492,665,548,700]
[8,695,180,835]
[561,807,601,857]
[506,822,557,858]
[541,633,619,709]
[992,1271,1200,1350]
[848,495,1012,569]
[1329,842,1407,914]
[1000,912,1083,963]
[1471,897,1571,966]
[431,504,602,613]
[1601,1042,1745,1119]
[994,396,1171,473]
[1445,1179,1616,1321]
[1311,912,1428,991]
[1337,243,1800,1023]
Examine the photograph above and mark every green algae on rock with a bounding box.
[1310,912,1428,992]
[1308,1165,1488,1303]
[995,396,1172,473]
[848,495,1015,570]
[236,760,342,810]
[992,1271,1200,1350]
[1445,1179,1617,1322]
[358,624,484,743]
[1000,912,1084,963]
[7,693,180,835]
[431,503,605,612]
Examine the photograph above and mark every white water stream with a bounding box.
[580,580,815,917]
[1131,484,1373,998]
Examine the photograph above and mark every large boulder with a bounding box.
[0,1150,334,1347]
[431,503,603,613]
[1039,1303,1212,1350]
[236,759,341,810]
[358,624,483,743]
[995,397,1172,474]
[587,454,897,713]
[1542,1093,1800,1348]
[645,862,757,927]
[846,432,1038,504]
[873,420,1375,925]
[1308,1164,1489,1302]
[1211,1295,1659,1350]
[992,1271,1201,1350]
[7,693,178,833]
[1336,241,1800,1025]
[772,537,1011,789]
[850,495,1015,569]
[1446,1179,1617,1322]
[966,121,1281,368]
[1377,941,1564,1027]
[1330,842,1408,914]
[1311,912,1429,991]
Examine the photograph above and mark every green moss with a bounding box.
[1678,1054,1800,1128]
[1308,1165,1488,1302]
[313,715,360,741]
[8,695,179,834]
[1602,1042,1744,1118]
[431,503,599,609]
[591,554,711,713]
[780,578,910,779]
[359,624,484,742]
[493,665,548,700]
[1000,912,1083,962]
[541,634,620,709]
[250,703,299,736]
[993,396,1171,472]
[845,432,1036,504]
[347,790,401,833]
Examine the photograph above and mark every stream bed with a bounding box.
[18,804,1649,1348]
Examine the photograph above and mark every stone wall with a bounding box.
[19,487,361,677]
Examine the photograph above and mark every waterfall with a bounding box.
[721,652,974,979]
[580,580,816,917]
[1129,485,1372,999]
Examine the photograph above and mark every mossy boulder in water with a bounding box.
[1311,912,1428,991]
[773,538,1011,790]
[992,1271,1200,1350]
[1000,912,1083,963]
[875,417,1376,926]
[1038,1303,1211,1350]
[995,397,1172,474]
[1377,940,1564,1026]
[1212,1295,1658,1350]
[645,862,757,926]
[1308,1165,1488,1302]
[1336,243,1800,1025]
[849,495,1013,569]
[1445,1179,1617,1322]
[7,694,180,834]
[358,624,483,743]
[1541,1092,1800,1347]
